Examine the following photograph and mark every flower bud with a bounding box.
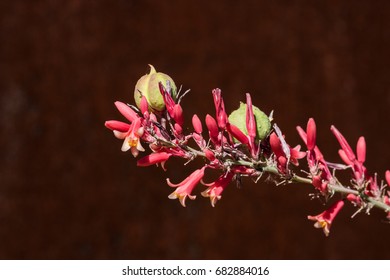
[134,65,177,113]
[228,102,271,142]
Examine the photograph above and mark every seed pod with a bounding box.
[134,65,177,113]
[228,102,271,142]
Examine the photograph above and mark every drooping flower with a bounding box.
[308,200,345,236]
[201,172,234,207]
[167,166,206,207]
[137,152,172,170]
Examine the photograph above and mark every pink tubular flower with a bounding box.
[331,125,356,162]
[356,136,366,163]
[137,152,172,170]
[201,172,234,207]
[105,120,130,132]
[173,104,184,126]
[159,82,175,117]
[269,132,305,173]
[308,200,345,237]
[226,122,249,145]
[114,101,138,122]
[386,170,390,186]
[118,117,145,157]
[306,118,316,151]
[205,114,220,144]
[331,126,367,183]
[212,88,228,129]
[346,194,363,207]
[297,119,333,185]
[105,102,145,157]
[245,93,257,156]
[140,95,149,116]
[167,166,206,207]
[203,148,216,161]
[192,114,203,134]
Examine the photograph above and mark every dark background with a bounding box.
[0,0,389,259]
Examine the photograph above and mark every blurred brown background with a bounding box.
[0,0,390,259]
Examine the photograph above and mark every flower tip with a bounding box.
[192,114,203,134]
[386,170,390,186]
[114,101,138,122]
[306,118,316,150]
[356,136,366,163]
[205,114,219,140]
[296,125,307,144]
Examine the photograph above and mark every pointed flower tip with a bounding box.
[173,104,184,126]
[137,152,172,167]
[114,101,138,122]
[192,114,203,134]
[306,118,316,150]
[226,123,249,145]
[356,136,366,163]
[205,114,219,140]
[386,170,390,186]
[296,125,307,144]
[140,95,149,115]
[105,120,131,132]
[330,125,356,162]
[245,93,256,139]
[212,88,227,129]
[269,132,284,158]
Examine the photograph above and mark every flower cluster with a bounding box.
[105,65,390,236]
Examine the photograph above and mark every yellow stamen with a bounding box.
[128,138,138,147]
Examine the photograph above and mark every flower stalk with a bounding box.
[105,65,390,236]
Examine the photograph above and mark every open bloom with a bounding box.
[201,172,234,207]
[269,132,305,173]
[105,102,145,157]
[167,166,206,207]
[308,200,345,236]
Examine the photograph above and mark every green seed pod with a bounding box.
[134,65,177,113]
[228,102,271,142]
